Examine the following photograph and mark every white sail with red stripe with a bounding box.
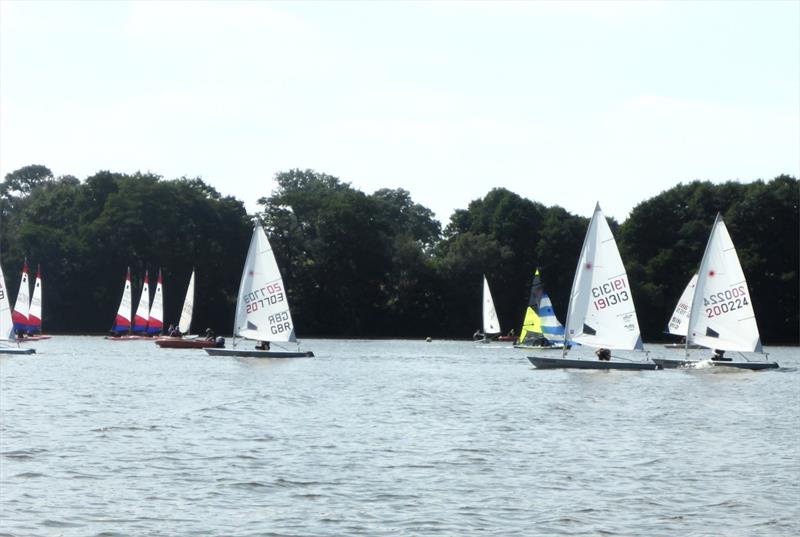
[28,265,42,333]
[12,261,30,334]
[147,269,164,335]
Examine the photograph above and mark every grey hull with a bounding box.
[204,348,314,358]
[652,358,778,370]
[528,356,658,370]
[0,347,36,355]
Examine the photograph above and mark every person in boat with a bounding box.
[595,348,611,361]
[215,336,225,348]
[204,328,216,341]
[255,341,270,350]
[711,349,732,361]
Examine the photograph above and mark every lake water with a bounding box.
[1,337,798,536]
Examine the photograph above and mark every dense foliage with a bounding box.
[1,166,797,343]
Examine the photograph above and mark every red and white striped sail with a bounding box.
[28,265,42,333]
[133,271,150,333]
[12,261,30,333]
[113,268,133,333]
[147,269,164,335]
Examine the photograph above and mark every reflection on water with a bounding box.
[1,338,798,536]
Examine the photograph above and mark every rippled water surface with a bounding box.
[1,337,798,536]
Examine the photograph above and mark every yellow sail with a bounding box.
[518,306,543,344]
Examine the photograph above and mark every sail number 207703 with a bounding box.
[244,283,285,313]
[591,277,630,310]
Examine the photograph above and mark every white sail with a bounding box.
[133,271,150,333]
[178,270,195,334]
[12,261,30,332]
[113,268,132,333]
[667,274,698,337]
[564,203,643,350]
[147,269,164,335]
[28,265,42,333]
[482,275,501,335]
[0,263,16,341]
[687,214,762,352]
[234,225,296,344]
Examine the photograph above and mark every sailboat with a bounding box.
[20,265,51,341]
[528,203,657,370]
[0,261,35,354]
[205,224,313,358]
[652,214,778,370]
[155,270,215,349]
[514,268,565,349]
[106,267,137,340]
[132,270,150,335]
[474,275,502,342]
[663,274,702,349]
[11,260,30,337]
[147,269,164,335]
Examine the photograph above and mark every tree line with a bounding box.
[1,165,797,343]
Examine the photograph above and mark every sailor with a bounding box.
[255,341,270,350]
[204,328,216,340]
[595,348,611,361]
[711,349,732,361]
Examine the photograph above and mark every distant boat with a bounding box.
[528,203,656,370]
[514,268,565,350]
[663,274,702,349]
[205,225,314,358]
[156,270,209,348]
[147,269,163,336]
[474,275,502,343]
[11,260,30,336]
[652,215,778,370]
[20,265,51,341]
[106,268,138,340]
[0,261,35,354]
[132,270,150,335]
[178,270,195,335]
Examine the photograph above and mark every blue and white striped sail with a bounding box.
[564,203,643,351]
[537,294,565,344]
[518,268,564,346]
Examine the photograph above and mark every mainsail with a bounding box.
[518,268,565,346]
[564,203,643,350]
[234,225,296,344]
[178,270,195,335]
[113,268,133,333]
[133,271,150,333]
[28,265,42,334]
[12,261,30,333]
[147,269,164,335]
[687,214,762,352]
[0,263,16,341]
[667,274,698,337]
[482,275,502,336]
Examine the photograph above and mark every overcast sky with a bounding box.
[1,1,797,223]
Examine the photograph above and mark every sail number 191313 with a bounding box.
[592,277,630,310]
[244,282,285,313]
